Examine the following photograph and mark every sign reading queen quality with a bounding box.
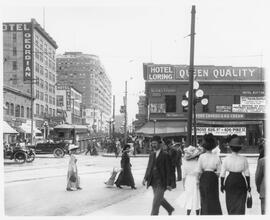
[146,64,264,82]
[3,23,33,81]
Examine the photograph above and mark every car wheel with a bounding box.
[26,151,35,163]
[53,148,65,158]
[14,151,27,164]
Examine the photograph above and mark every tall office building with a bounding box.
[56,52,112,132]
[3,19,58,136]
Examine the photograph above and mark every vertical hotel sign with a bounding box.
[3,22,33,81]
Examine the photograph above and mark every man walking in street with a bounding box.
[142,135,175,215]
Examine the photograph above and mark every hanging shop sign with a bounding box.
[3,22,33,81]
[66,88,71,111]
[195,127,246,136]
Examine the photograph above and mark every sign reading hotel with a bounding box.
[194,127,246,136]
[145,64,264,82]
[3,22,33,81]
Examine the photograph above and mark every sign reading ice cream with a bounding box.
[145,64,264,82]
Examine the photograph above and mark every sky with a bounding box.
[1,0,269,124]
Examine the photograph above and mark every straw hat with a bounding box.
[184,145,203,160]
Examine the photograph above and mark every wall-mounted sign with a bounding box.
[240,96,265,105]
[150,103,166,113]
[150,88,177,93]
[196,113,245,119]
[195,127,246,136]
[145,64,264,82]
[241,91,264,95]
[166,113,184,117]
[232,104,265,113]
[216,105,232,113]
[66,89,71,111]
[3,22,33,81]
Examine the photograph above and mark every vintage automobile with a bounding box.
[4,144,35,164]
[31,141,70,158]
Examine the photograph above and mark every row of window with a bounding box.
[35,103,55,116]
[35,62,56,82]
[5,102,31,118]
[35,90,56,105]
[35,51,56,71]
[35,34,55,59]
[35,78,56,94]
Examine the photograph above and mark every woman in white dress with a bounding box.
[177,145,203,215]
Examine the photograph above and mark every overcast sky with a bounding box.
[1,0,269,124]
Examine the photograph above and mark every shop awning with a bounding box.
[196,120,264,125]
[3,121,18,134]
[19,124,42,134]
[135,121,187,136]
[54,124,89,130]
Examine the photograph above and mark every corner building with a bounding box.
[3,19,58,135]
[138,63,265,153]
[56,52,112,132]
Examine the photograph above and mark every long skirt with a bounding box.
[199,171,222,215]
[225,172,247,215]
[115,167,135,187]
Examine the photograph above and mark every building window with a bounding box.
[45,82,48,90]
[36,77,39,86]
[40,79,44,88]
[36,104,40,115]
[234,95,240,104]
[49,108,52,115]
[35,48,39,60]
[45,94,48,103]
[36,90,39,99]
[165,95,176,113]
[41,105,44,115]
[53,97,56,105]
[10,103,14,116]
[57,95,64,107]
[45,105,48,114]
[12,61,17,70]
[35,62,39,73]
[13,47,17,56]
[21,106,24,118]
[40,65,44,75]
[40,92,44,101]
[6,102,9,115]
[53,109,55,116]
[45,69,48,77]
[13,33,17,41]
[26,107,31,118]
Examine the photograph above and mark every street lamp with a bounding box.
[182,80,208,147]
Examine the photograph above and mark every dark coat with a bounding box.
[144,150,174,189]
[115,152,135,187]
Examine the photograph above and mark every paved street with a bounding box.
[4,154,261,216]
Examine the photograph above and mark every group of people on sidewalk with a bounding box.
[64,133,265,215]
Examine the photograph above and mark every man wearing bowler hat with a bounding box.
[142,135,175,215]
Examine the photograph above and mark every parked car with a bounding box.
[4,144,35,164]
[30,141,70,158]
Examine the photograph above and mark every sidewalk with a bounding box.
[102,153,259,158]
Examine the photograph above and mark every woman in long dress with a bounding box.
[115,144,136,189]
[198,133,222,215]
[220,134,250,214]
[177,145,203,215]
[66,145,82,191]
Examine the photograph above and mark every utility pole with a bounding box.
[124,81,127,144]
[112,95,115,139]
[30,75,34,145]
[187,5,196,146]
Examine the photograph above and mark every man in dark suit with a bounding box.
[142,135,175,215]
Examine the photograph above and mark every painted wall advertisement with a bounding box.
[194,127,246,136]
[3,23,33,81]
[232,96,265,113]
[145,64,264,82]
[149,103,166,113]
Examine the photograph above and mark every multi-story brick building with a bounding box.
[137,63,265,152]
[3,19,58,139]
[56,52,112,132]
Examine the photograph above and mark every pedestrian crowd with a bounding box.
[65,133,266,215]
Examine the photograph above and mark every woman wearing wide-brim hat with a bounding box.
[197,133,222,215]
[220,134,250,215]
[115,144,136,189]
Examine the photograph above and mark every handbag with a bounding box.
[69,174,77,183]
[246,191,252,208]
